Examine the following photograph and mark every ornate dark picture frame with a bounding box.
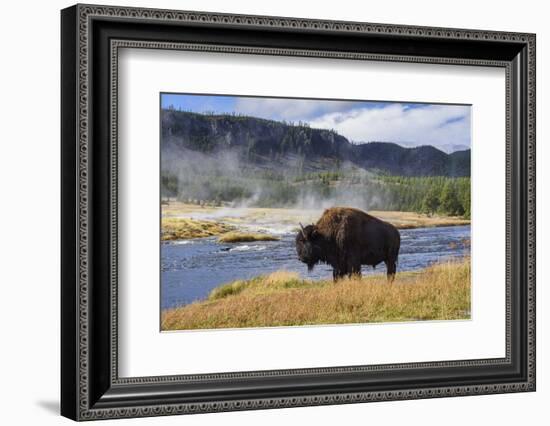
[61,4,536,421]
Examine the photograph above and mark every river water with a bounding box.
[161,225,470,310]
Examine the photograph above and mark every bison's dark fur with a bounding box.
[295,207,400,281]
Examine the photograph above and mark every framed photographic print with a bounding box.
[61,4,536,421]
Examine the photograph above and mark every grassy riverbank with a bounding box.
[161,217,235,241]
[218,232,280,243]
[161,202,470,241]
[161,258,470,330]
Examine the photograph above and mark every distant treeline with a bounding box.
[376,175,470,218]
[162,171,470,218]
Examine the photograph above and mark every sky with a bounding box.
[161,93,471,153]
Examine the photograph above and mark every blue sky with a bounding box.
[161,93,471,153]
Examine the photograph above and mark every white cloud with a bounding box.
[307,104,471,153]
[234,98,357,122]
[231,98,471,153]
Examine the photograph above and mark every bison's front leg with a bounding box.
[332,268,343,282]
[349,261,361,279]
[342,255,362,279]
[332,266,348,282]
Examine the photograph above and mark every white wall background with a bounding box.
[0,0,546,424]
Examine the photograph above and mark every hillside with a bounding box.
[161,258,471,330]
[161,109,470,177]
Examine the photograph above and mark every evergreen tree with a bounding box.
[439,181,464,216]
[422,187,440,216]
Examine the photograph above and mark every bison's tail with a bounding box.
[390,232,401,264]
[386,242,400,280]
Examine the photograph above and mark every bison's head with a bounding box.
[295,223,323,272]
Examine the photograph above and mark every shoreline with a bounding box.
[161,257,471,330]
[161,202,470,241]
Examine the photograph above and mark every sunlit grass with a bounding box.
[161,217,234,241]
[161,258,471,330]
[218,232,280,243]
[162,202,470,231]
[368,210,470,229]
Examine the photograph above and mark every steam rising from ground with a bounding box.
[161,140,388,212]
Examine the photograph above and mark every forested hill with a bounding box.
[161,109,470,177]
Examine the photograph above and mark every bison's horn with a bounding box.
[299,222,306,238]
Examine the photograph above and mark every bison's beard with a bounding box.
[307,262,315,272]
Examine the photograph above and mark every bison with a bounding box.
[295,207,400,281]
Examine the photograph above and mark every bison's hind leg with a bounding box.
[385,260,397,282]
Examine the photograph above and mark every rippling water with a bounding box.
[161,225,470,310]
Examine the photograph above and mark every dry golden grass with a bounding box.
[161,217,235,241]
[218,232,280,243]
[161,258,470,330]
[162,202,470,232]
[368,210,470,229]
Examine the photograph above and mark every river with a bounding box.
[161,224,470,310]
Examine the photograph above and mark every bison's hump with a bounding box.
[315,207,367,234]
[315,206,397,237]
[317,206,374,225]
